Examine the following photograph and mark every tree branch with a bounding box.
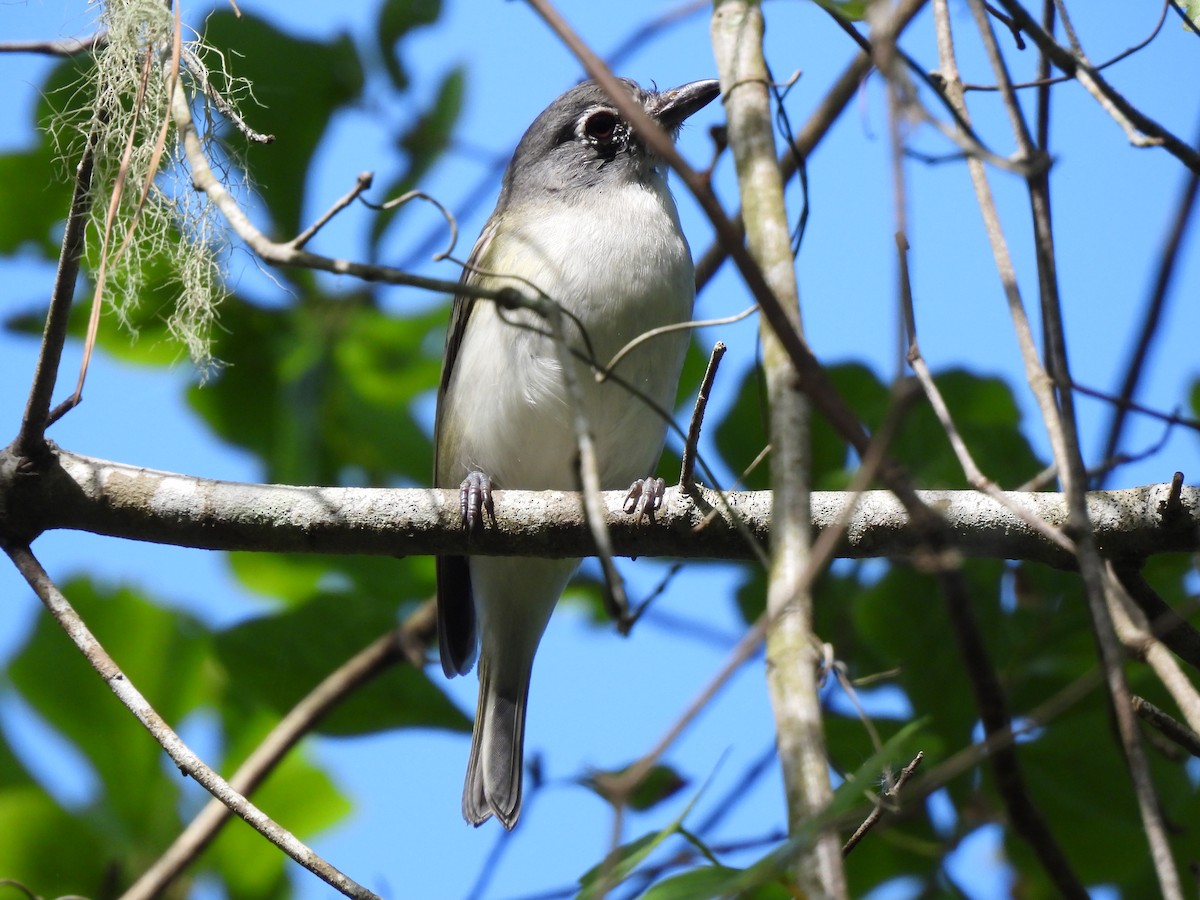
[2,445,1196,565]
[2,543,379,900]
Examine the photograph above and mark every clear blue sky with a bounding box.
[1,1,1197,898]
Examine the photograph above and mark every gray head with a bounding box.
[499,78,720,203]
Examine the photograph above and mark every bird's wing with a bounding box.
[433,211,503,677]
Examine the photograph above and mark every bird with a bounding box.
[434,76,720,829]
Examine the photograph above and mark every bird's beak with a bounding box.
[648,79,721,129]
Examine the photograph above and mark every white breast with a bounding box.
[440,174,695,492]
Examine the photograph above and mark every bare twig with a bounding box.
[1097,144,1200,478]
[966,0,1183,894]
[1133,696,1200,758]
[679,342,726,489]
[123,603,436,899]
[963,0,1171,92]
[3,544,379,900]
[993,0,1200,170]
[841,752,924,856]
[0,33,108,55]
[14,126,99,461]
[896,232,1074,553]
[169,78,512,301]
[887,28,1083,891]
[599,305,754,381]
[180,45,274,144]
[292,172,376,250]
[694,0,929,292]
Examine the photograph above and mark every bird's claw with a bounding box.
[460,470,496,531]
[624,476,665,524]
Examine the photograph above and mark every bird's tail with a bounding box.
[462,649,530,829]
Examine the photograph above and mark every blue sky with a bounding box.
[1,1,1198,898]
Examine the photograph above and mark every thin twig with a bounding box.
[180,44,274,144]
[993,0,1200,170]
[963,0,1171,92]
[14,124,99,461]
[967,1,1184,895]
[694,0,929,292]
[841,751,924,856]
[896,232,1075,553]
[679,342,726,489]
[599,305,754,381]
[1132,696,1200,758]
[3,544,379,900]
[0,33,108,55]
[543,296,630,629]
[1096,139,1200,478]
[598,375,913,826]
[887,28,1083,891]
[123,602,436,899]
[169,77,513,301]
[291,172,376,250]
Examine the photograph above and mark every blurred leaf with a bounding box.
[642,865,788,900]
[1181,0,1200,29]
[188,294,442,484]
[7,578,210,844]
[371,67,466,249]
[714,364,769,491]
[734,564,766,622]
[578,791,700,900]
[227,552,435,612]
[0,786,111,898]
[0,53,96,257]
[377,0,442,89]
[580,763,688,812]
[675,721,927,897]
[201,12,364,238]
[0,150,76,256]
[214,591,468,735]
[811,0,869,21]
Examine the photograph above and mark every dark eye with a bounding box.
[584,111,618,142]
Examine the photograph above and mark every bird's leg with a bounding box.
[460,470,496,531]
[623,476,665,524]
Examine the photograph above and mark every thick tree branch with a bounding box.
[1,445,1195,565]
[711,1,842,896]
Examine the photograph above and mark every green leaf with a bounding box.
[0,786,111,898]
[0,53,96,257]
[642,865,785,900]
[7,578,211,844]
[189,295,442,485]
[577,796,697,900]
[811,0,869,21]
[1181,0,1200,29]
[214,591,469,735]
[580,763,688,812]
[200,11,364,238]
[371,67,466,249]
[377,0,442,89]
[713,364,770,491]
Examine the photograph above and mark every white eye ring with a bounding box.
[577,108,620,144]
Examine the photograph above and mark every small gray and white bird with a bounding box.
[434,77,720,829]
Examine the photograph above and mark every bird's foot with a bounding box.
[460,470,496,531]
[623,476,665,524]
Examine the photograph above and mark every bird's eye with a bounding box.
[584,111,618,142]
